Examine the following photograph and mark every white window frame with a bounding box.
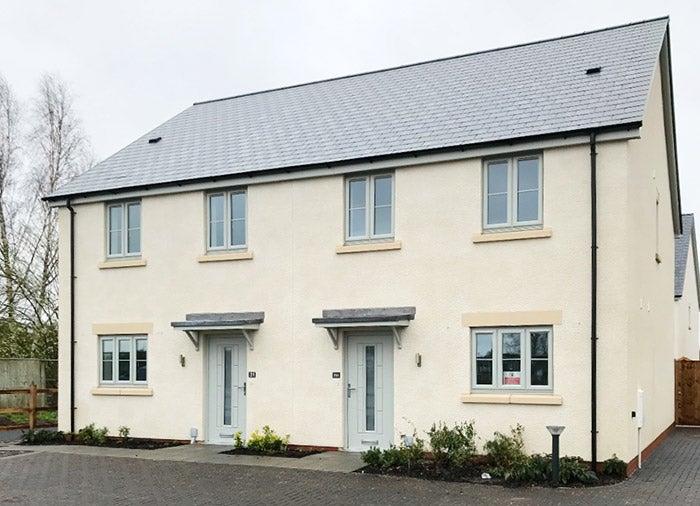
[471,326,552,392]
[106,201,141,258]
[206,189,247,252]
[482,154,543,231]
[99,335,148,385]
[345,173,394,242]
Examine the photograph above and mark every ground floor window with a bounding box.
[100,335,147,384]
[471,327,551,391]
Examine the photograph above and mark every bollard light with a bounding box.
[546,426,565,486]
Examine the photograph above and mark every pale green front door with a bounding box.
[207,337,246,444]
[346,333,394,450]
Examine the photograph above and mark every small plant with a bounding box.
[361,447,383,467]
[483,424,528,477]
[558,456,598,484]
[76,423,109,446]
[602,454,627,478]
[246,425,290,454]
[427,421,477,468]
[234,431,244,449]
[360,434,426,470]
[118,426,130,440]
[20,429,65,445]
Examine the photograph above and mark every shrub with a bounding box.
[360,435,426,470]
[76,423,109,445]
[246,425,289,453]
[118,426,130,440]
[234,431,244,449]
[360,447,383,467]
[602,454,627,478]
[558,456,598,484]
[508,453,551,482]
[483,424,528,477]
[427,421,477,468]
[20,429,65,445]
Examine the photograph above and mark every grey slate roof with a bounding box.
[50,17,669,200]
[675,214,695,299]
[312,307,416,325]
[171,312,265,328]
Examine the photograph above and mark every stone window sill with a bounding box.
[197,251,254,263]
[472,228,552,243]
[98,259,147,269]
[91,387,153,396]
[336,240,402,254]
[460,393,562,405]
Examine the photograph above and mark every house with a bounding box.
[674,214,700,359]
[48,17,697,470]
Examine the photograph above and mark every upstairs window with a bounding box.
[107,202,141,257]
[471,327,552,391]
[346,174,393,241]
[483,155,542,230]
[208,190,247,251]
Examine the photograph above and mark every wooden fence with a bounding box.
[675,359,700,426]
[0,382,58,431]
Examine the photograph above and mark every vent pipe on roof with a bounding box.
[586,67,602,75]
[148,136,162,144]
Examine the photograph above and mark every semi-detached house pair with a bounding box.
[48,17,699,470]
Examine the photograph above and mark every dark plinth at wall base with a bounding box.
[624,422,675,476]
[287,444,341,452]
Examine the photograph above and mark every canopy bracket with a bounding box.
[184,330,200,351]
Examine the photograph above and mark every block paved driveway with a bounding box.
[0,427,698,505]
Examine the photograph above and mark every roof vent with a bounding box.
[148,136,162,144]
[585,67,602,75]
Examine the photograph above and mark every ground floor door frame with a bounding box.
[345,331,394,451]
[205,335,247,444]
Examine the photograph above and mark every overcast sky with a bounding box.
[2,1,698,215]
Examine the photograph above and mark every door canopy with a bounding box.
[312,306,416,349]
[171,312,264,351]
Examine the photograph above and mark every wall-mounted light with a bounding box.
[179,354,186,367]
[415,353,422,367]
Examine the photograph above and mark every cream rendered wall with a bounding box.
[58,141,604,456]
[674,245,700,359]
[56,77,676,461]
[622,61,676,463]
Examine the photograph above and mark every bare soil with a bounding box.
[220,447,324,459]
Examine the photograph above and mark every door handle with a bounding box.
[238,382,247,396]
[347,383,357,398]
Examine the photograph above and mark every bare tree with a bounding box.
[0,73,20,320]
[16,74,91,328]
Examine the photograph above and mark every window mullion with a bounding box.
[367,176,373,237]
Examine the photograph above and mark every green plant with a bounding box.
[483,424,528,477]
[76,423,109,445]
[558,456,598,484]
[360,435,426,470]
[246,425,289,454]
[602,454,627,478]
[20,429,65,445]
[118,426,130,440]
[505,453,551,482]
[427,421,476,468]
[360,447,383,467]
[234,431,244,449]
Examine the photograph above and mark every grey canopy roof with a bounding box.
[171,312,265,329]
[312,307,416,325]
[50,17,669,200]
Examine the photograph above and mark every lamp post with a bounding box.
[546,425,566,486]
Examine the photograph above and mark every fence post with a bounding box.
[28,382,37,430]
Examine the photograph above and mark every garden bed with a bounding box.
[220,447,323,459]
[19,428,184,450]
